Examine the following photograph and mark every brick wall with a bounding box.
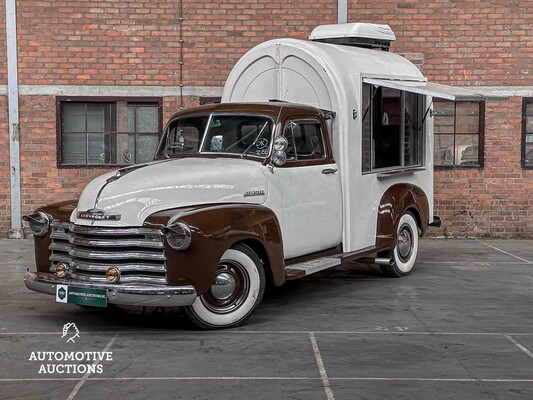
[432,98,532,237]
[0,1,531,237]
[348,0,533,86]
[16,0,336,86]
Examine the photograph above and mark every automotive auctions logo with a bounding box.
[62,323,80,343]
[28,323,114,374]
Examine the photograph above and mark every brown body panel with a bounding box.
[145,204,285,294]
[375,183,429,249]
[33,200,77,272]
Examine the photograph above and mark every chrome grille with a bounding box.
[49,222,167,284]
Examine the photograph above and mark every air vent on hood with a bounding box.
[309,23,396,51]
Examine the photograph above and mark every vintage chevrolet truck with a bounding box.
[24,23,486,328]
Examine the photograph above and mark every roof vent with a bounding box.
[309,23,396,51]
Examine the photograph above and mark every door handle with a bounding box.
[321,168,338,174]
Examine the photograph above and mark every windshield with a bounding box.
[155,114,274,160]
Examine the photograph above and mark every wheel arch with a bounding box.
[376,183,429,250]
[145,204,285,295]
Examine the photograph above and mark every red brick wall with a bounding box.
[16,0,336,86]
[2,1,532,237]
[432,98,532,237]
[348,0,533,85]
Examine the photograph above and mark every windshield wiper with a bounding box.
[241,122,269,159]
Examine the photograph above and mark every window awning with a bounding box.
[362,78,486,101]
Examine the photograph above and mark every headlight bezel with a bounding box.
[23,211,52,237]
[163,221,192,251]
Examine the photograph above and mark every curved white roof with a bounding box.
[223,38,424,111]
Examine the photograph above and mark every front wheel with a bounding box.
[183,243,265,329]
[380,212,419,278]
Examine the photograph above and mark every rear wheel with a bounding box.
[380,212,419,278]
[183,243,265,329]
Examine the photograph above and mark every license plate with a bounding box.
[56,285,107,308]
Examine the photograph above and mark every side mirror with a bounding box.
[270,136,288,166]
[273,136,288,152]
[271,150,287,166]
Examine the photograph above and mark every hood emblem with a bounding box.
[244,190,265,198]
[77,209,121,221]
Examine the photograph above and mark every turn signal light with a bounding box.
[106,267,120,283]
[55,263,68,278]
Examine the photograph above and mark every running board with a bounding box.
[285,257,341,280]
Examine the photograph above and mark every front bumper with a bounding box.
[24,270,197,307]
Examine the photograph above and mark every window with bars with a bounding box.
[433,101,484,168]
[522,98,533,168]
[57,98,162,167]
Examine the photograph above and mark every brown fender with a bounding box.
[145,204,285,295]
[375,184,429,250]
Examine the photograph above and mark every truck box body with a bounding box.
[222,38,433,252]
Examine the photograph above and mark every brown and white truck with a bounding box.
[24,23,487,329]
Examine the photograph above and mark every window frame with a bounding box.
[280,117,331,168]
[56,96,163,168]
[361,84,426,174]
[522,97,533,169]
[433,99,485,170]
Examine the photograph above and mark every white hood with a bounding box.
[72,158,269,226]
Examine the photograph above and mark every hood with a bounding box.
[73,157,269,226]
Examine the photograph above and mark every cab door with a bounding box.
[276,118,342,259]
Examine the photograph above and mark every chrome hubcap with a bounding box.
[210,271,237,301]
[202,262,250,314]
[397,225,413,262]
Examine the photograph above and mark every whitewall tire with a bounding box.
[380,212,419,277]
[183,243,265,329]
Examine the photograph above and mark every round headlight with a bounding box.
[164,221,192,251]
[23,211,51,237]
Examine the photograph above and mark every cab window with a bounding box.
[283,119,326,161]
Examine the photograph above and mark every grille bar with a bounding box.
[69,236,164,249]
[73,260,167,274]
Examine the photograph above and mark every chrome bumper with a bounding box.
[24,270,197,307]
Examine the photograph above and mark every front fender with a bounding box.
[145,204,285,295]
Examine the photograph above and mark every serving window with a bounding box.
[362,83,425,173]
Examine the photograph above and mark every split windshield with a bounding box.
[155,114,274,160]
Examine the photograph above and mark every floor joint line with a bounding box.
[309,332,335,400]
[477,240,532,264]
[505,335,533,359]
[66,334,118,400]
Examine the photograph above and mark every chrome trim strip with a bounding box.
[49,253,72,263]
[51,221,71,229]
[70,225,162,236]
[72,273,167,285]
[49,242,72,252]
[24,270,197,307]
[69,236,163,249]
[69,248,166,261]
[50,231,70,241]
[73,261,166,274]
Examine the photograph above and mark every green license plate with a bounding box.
[55,285,107,308]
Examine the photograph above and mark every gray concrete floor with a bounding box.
[1,238,533,400]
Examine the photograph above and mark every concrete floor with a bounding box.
[1,238,533,400]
